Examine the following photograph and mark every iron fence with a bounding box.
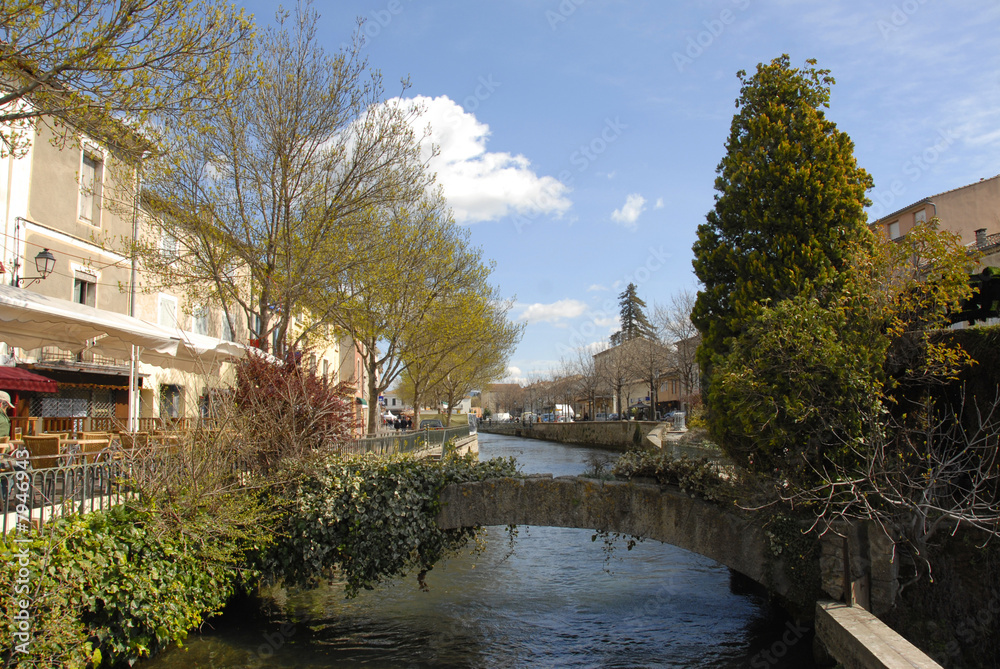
[1,424,476,534]
[0,456,133,534]
[336,424,472,458]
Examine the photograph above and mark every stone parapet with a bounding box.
[815,601,942,669]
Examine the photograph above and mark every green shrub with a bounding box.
[266,452,519,596]
[612,452,734,503]
[0,502,259,668]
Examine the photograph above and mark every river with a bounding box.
[141,432,816,668]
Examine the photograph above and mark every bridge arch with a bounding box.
[436,475,806,607]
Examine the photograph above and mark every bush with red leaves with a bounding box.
[232,348,355,473]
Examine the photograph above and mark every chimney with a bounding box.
[975,228,988,247]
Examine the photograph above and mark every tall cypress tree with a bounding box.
[611,282,653,346]
[691,55,874,368]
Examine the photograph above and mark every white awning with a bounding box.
[0,284,181,360]
[0,284,249,371]
[144,329,249,373]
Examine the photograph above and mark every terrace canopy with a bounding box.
[0,365,59,393]
[0,284,250,427]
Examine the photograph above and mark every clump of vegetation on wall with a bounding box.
[265,452,519,596]
[612,452,736,504]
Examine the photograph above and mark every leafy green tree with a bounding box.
[610,282,653,346]
[0,0,253,159]
[426,310,523,427]
[692,55,875,369]
[331,193,495,434]
[399,287,520,427]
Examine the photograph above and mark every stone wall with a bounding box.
[815,601,943,669]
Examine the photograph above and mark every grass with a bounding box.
[414,413,470,426]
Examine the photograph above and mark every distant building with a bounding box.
[871,174,1000,266]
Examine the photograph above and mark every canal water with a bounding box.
[142,432,816,668]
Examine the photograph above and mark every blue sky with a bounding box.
[242,0,1000,380]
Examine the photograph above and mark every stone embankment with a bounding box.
[480,420,682,451]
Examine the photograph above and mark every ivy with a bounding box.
[265,451,519,597]
[0,502,258,668]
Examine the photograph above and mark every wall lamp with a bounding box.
[17,249,57,288]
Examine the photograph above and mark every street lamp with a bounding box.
[16,249,57,287]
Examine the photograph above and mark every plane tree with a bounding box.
[137,4,430,355]
[0,0,253,159]
[329,193,497,434]
[399,286,520,428]
[425,301,522,427]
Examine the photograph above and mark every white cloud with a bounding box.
[611,193,647,229]
[409,95,572,224]
[583,340,609,355]
[587,283,607,292]
[654,197,664,209]
[517,299,587,324]
[506,366,523,380]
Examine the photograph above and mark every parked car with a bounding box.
[420,419,444,429]
[608,413,619,421]
[595,413,607,421]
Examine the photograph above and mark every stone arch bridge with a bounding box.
[435,475,898,617]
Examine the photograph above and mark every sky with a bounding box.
[240,0,1000,381]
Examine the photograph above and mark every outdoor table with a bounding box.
[61,439,113,464]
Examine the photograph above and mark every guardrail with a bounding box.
[2,425,475,533]
[337,425,472,458]
[1,456,133,534]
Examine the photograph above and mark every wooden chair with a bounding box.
[81,431,110,441]
[119,432,149,450]
[23,435,62,469]
[80,439,110,465]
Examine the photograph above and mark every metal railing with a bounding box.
[0,455,133,534]
[337,424,472,458]
[1,424,476,533]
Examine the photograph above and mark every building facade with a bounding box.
[0,116,374,431]
[872,174,1000,266]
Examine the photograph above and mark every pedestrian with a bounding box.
[0,392,12,441]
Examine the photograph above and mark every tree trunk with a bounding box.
[366,349,379,435]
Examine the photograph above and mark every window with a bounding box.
[888,221,900,239]
[192,306,210,335]
[322,358,330,380]
[73,272,96,307]
[160,384,182,419]
[914,210,927,225]
[160,230,178,261]
[79,151,103,224]
[158,294,178,328]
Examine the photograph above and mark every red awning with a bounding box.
[0,366,58,393]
